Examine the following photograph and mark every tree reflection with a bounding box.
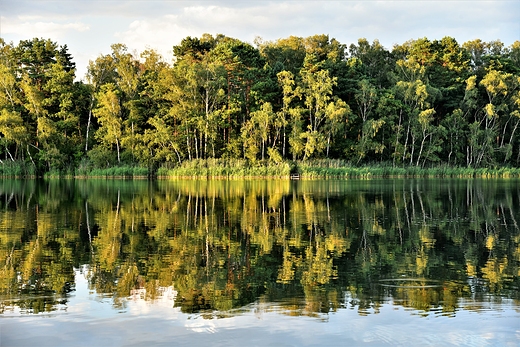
[0,178,519,316]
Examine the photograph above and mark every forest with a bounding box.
[0,34,519,176]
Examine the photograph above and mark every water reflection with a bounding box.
[0,178,519,319]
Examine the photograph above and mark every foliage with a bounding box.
[158,158,291,178]
[1,35,520,176]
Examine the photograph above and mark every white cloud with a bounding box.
[114,17,185,64]
[3,19,90,39]
[110,0,520,68]
[2,0,518,81]
[17,15,45,21]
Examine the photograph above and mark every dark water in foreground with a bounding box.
[0,178,519,346]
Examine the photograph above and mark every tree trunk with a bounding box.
[116,138,120,163]
[85,96,94,152]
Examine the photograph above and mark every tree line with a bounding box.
[0,34,519,175]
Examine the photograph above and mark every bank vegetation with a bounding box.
[1,35,520,178]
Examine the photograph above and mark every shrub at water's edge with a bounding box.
[0,161,37,178]
[5,158,520,179]
[77,166,149,178]
[158,159,520,179]
[297,161,520,178]
[157,158,292,178]
[40,164,149,178]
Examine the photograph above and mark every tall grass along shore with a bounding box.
[3,159,520,179]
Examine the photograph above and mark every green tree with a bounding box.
[348,38,394,88]
[441,109,467,165]
[85,53,117,152]
[354,79,382,163]
[241,102,274,161]
[390,44,442,166]
[299,56,339,159]
[93,83,123,164]
[257,36,307,74]
[0,62,28,162]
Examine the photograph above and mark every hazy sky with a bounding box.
[1,0,519,80]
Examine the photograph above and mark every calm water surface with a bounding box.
[0,179,519,346]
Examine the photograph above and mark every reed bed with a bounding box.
[0,161,36,178]
[298,161,520,179]
[160,159,520,179]
[14,158,520,179]
[72,165,150,178]
[158,158,292,178]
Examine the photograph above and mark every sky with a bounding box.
[1,0,519,80]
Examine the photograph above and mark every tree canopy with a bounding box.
[1,34,520,175]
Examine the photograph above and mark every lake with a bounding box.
[0,178,519,346]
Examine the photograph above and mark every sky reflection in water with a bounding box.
[2,267,519,347]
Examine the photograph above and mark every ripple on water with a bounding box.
[378,278,443,289]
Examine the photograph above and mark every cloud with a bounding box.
[5,1,519,47]
[114,2,341,54]
[2,0,518,81]
[113,0,519,55]
[2,0,187,20]
[3,18,90,40]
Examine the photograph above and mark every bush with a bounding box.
[0,160,36,177]
[159,158,292,178]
